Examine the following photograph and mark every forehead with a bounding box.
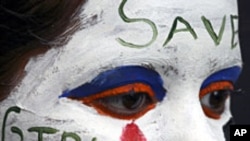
[51,1,240,78]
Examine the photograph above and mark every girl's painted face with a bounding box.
[0,0,242,141]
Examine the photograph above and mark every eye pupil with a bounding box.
[209,90,231,109]
[122,92,146,110]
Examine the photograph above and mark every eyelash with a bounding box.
[199,81,234,119]
[70,83,158,120]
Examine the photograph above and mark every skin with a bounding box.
[0,0,241,140]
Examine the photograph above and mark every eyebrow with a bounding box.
[201,66,241,89]
[60,66,166,101]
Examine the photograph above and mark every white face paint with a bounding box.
[0,0,242,141]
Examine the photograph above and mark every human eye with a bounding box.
[81,83,157,120]
[60,66,166,120]
[199,66,241,119]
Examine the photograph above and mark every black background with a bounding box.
[231,1,250,124]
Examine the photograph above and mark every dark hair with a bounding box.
[0,0,86,100]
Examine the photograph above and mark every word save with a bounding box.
[117,0,238,49]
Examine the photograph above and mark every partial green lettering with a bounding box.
[201,15,226,46]
[117,0,158,48]
[230,15,239,49]
[1,106,21,141]
[61,132,81,141]
[28,127,58,141]
[1,106,100,141]
[163,16,197,47]
[11,127,23,141]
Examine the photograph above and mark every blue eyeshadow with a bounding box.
[60,66,166,101]
[201,66,241,89]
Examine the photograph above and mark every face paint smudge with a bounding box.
[120,122,147,141]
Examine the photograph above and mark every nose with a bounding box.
[140,92,227,141]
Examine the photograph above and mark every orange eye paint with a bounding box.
[77,83,155,104]
[70,83,157,120]
[199,81,233,119]
[199,81,233,99]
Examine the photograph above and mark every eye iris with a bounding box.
[209,90,230,109]
[122,92,146,110]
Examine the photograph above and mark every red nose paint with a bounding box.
[120,122,147,141]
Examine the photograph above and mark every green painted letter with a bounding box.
[230,15,239,49]
[61,132,81,141]
[117,0,158,48]
[11,127,23,141]
[1,106,21,141]
[201,15,226,46]
[163,16,197,47]
[28,127,58,141]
